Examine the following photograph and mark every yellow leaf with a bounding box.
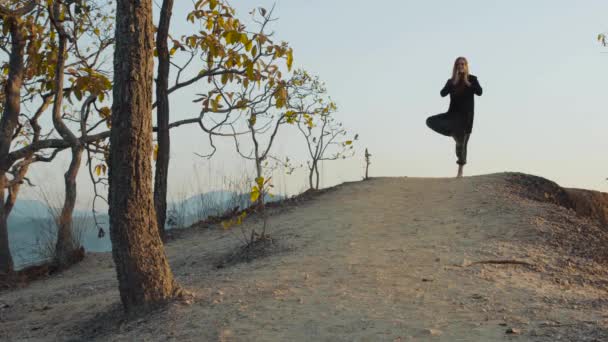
[95,165,101,176]
[306,116,313,128]
[224,31,234,44]
[246,62,255,80]
[250,187,260,203]
[99,106,111,119]
[153,144,159,161]
[345,140,352,145]
[286,49,294,71]
[255,177,264,188]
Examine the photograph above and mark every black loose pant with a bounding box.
[426,112,471,165]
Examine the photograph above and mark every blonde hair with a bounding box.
[451,57,470,86]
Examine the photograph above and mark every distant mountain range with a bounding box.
[8,190,285,269]
[171,190,281,226]
[11,199,97,219]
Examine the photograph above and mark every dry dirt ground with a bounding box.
[2,173,608,341]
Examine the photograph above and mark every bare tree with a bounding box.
[300,115,357,190]
[292,71,357,190]
[207,70,320,242]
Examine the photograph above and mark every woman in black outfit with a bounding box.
[426,57,483,178]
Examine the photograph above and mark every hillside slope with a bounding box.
[1,173,608,341]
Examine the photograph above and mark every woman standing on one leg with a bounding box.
[426,57,483,178]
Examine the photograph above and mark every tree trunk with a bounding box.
[0,158,33,274]
[314,161,320,190]
[50,16,82,269]
[153,0,174,240]
[254,158,267,237]
[54,146,83,268]
[0,17,27,274]
[109,0,178,312]
[308,165,314,190]
[0,174,13,274]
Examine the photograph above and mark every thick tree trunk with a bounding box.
[0,18,27,274]
[54,146,83,268]
[110,0,178,312]
[153,0,174,240]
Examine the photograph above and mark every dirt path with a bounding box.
[2,174,608,341]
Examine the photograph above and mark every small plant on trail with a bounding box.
[217,176,280,267]
[222,176,274,247]
[364,148,372,180]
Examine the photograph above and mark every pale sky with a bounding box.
[23,0,608,208]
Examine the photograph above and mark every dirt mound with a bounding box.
[505,172,608,228]
[565,188,608,227]
[504,172,573,208]
[504,172,608,267]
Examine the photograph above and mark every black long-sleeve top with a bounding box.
[440,74,482,113]
[440,75,483,133]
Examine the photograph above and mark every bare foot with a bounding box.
[456,165,464,178]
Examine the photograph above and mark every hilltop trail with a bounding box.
[2,174,608,341]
